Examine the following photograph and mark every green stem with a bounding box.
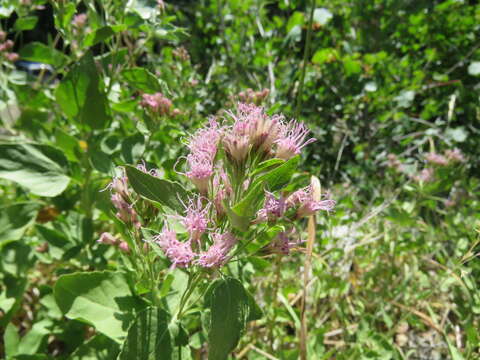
[294,0,316,119]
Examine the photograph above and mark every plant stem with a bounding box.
[294,0,316,120]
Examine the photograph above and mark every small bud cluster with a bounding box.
[172,46,190,62]
[140,92,178,117]
[97,232,130,253]
[386,148,466,184]
[237,88,270,105]
[72,14,88,29]
[0,33,18,63]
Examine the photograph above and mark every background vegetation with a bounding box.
[0,0,479,358]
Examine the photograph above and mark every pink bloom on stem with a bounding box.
[255,191,286,223]
[4,52,19,62]
[140,93,173,116]
[181,196,211,243]
[186,154,214,194]
[287,185,335,218]
[111,193,141,228]
[445,148,465,163]
[425,152,448,166]
[413,167,434,183]
[196,232,237,268]
[275,120,316,160]
[154,226,195,268]
[187,118,220,161]
[97,232,118,245]
[118,241,130,253]
[269,229,302,255]
[72,13,87,28]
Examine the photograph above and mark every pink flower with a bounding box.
[187,118,220,161]
[4,52,19,62]
[118,241,130,253]
[185,154,214,194]
[223,103,282,161]
[154,226,195,268]
[445,148,465,163]
[254,191,286,223]
[425,152,448,166]
[196,232,237,268]
[72,13,87,28]
[275,120,316,160]
[136,161,160,177]
[287,186,335,218]
[111,193,141,228]
[97,232,118,245]
[140,93,173,116]
[269,229,302,255]
[413,167,434,183]
[180,196,211,243]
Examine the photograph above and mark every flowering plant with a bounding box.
[100,102,334,358]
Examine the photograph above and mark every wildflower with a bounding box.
[413,167,434,183]
[72,14,87,28]
[185,154,214,194]
[172,46,190,61]
[140,93,173,116]
[275,120,316,160]
[445,148,465,163]
[187,118,220,161]
[268,229,302,255]
[196,232,237,268]
[154,226,195,268]
[425,152,448,166]
[97,232,118,245]
[118,241,130,253]
[254,191,286,223]
[0,40,13,52]
[181,196,211,243]
[4,52,19,62]
[238,88,270,105]
[111,193,141,228]
[287,186,335,218]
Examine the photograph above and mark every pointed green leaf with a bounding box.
[0,143,70,197]
[207,278,257,360]
[0,202,39,246]
[122,68,162,92]
[125,165,190,213]
[117,307,172,360]
[55,51,111,129]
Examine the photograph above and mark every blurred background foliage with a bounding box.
[0,0,479,359]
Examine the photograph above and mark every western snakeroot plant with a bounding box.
[55,102,335,359]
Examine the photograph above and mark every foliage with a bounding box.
[0,0,479,359]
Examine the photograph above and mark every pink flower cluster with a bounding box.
[140,92,175,116]
[0,33,18,63]
[97,232,130,253]
[425,148,465,166]
[237,88,270,105]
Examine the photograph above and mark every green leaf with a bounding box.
[55,50,111,129]
[118,307,172,360]
[19,42,68,68]
[4,322,20,358]
[121,133,145,164]
[207,278,253,360]
[125,165,190,213]
[54,271,146,343]
[0,202,39,246]
[70,334,119,360]
[231,156,299,221]
[122,67,162,92]
[0,143,70,197]
[84,25,125,47]
[14,16,38,31]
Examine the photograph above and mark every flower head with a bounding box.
[181,196,211,243]
[287,185,335,218]
[255,191,286,223]
[140,93,173,116]
[275,120,316,160]
[154,226,195,268]
[425,152,448,166]
[268,229,302,255]
[196,232,237,268]
[445,148,465,163]
[97,232,118,245]
[185,154,214,194]
[413,167,435,183]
